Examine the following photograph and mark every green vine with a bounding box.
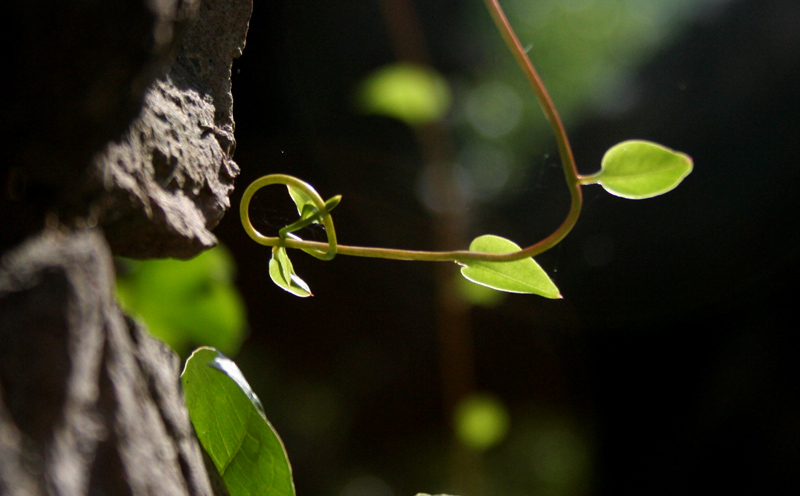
[240,0,692,298]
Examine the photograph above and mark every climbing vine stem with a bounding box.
[240,1,692,296]
[241,0,582,265]
[482,0,583,255]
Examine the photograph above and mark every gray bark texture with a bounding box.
[1,0,252,494]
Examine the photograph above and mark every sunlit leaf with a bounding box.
[115,245,247,357]
[357,62,452,126]
[459,235,560,298]
[592,140,693,199]
[182,347,295,496]
[284,186,339,236]
[287,185,318,220]
[269,246,313,297]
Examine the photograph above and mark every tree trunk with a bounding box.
[1,0,252,494]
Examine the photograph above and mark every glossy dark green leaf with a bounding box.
[459,235,561,298]
[591,140,693,199]
[182,347,295,496]
[269,247,313,297]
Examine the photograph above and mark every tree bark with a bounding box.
[1,0,252,493]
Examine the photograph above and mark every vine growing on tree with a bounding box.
[183,1,693,494]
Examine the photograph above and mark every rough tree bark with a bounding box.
[1,0,252,494]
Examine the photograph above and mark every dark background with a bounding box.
[213,0,800,494]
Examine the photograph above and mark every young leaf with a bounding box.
[590,140,693,199]
[459,235,561,298]
[182,347,296,496]
[287,184,317,219]
[269,246,313,297]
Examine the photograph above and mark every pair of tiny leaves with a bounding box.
[268,184,328,297]
[270,246,313,297]
[268,140,692,298]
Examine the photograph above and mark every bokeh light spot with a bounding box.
[454,393,510,451]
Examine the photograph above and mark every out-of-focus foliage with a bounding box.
[116,245,247,357]
[456,271,506,307]
[485,406,593,496]
[357,62,452,126]
[453,393,510,451]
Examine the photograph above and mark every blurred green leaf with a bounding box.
[182,347,295,496]
[116,245,247,357]
[269,246,313,297]
[460,235,561,298]
[357,62,452,126]
[454,393,510,451]
[456,271,506,307]
[592,140,693,199]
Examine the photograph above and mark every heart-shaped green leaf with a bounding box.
[269,246,313,297]
[182,347,296,496]
[590,140,692,199]
[459,235,561,298]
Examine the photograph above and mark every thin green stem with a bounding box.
[240,174,338,261]
[241,0,583,264]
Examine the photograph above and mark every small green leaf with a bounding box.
[459,235,561,298]
[283,188,339,237]
[182,347,296,496]
[269,247,313,297]
[287,185,317,218]
[591,140,692,199]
